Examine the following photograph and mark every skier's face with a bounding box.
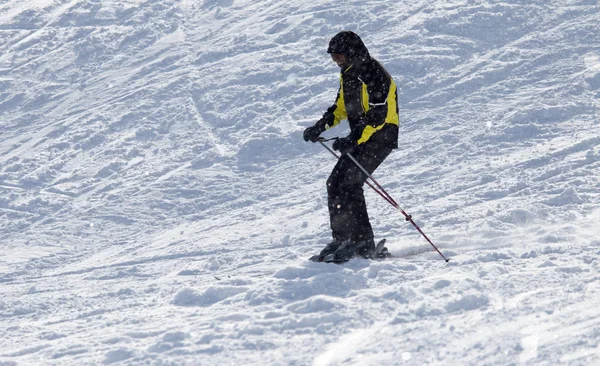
[330,53,347,67]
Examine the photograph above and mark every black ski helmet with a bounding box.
[326,31,370,64]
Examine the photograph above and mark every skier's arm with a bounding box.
[364,75,391,127]
[355,74,398,144]
[319,82,347,130]
[304,83,346,142]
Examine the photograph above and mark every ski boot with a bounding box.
[322,238,374,263]
[356,238,377,259]
[322,240,353,263]
[350,238,392,261]
[309,239,345,262]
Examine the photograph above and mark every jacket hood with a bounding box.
[327,31,370,65]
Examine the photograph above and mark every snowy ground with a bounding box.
[1,0,600,365]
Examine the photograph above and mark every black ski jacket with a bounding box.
[319,31,399,149]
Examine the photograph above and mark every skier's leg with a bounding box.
[327,154,364,242]
[324,158,363,262]
[329,141,393,262]
[307,157,357,262]
[349,142,393,241]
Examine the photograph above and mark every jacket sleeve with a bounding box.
[319,79,347,130]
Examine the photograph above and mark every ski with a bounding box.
[309,254,322,262]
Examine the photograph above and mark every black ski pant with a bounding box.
[327,136,392,243]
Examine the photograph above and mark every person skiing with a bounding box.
[303,30,399,263]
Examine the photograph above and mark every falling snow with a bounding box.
[1,0,600,365]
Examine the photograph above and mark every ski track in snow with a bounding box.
[1,0,600,365]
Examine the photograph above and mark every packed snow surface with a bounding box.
[1,0,600,365]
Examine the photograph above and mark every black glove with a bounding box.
[303,122,326,142]
[332,136,356,154]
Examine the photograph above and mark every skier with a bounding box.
[303,30,399,263]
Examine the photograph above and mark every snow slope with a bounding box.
[1,0,600,364]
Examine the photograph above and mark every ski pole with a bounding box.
[318,139,450,262]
